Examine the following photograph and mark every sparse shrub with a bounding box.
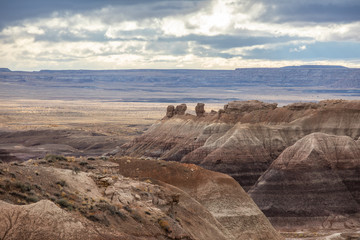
[87,157,96,161]
[123,205,132,213]
[145,211,151,215]
[72,167,80,174]
[33,184,42,190]
[100,156,108,161]
[15,182,32,192]
[96,203,127,220]
[131,212,142,223]
[79,161,88,166]
[45,154,67,162]
[56,198,73,210]
[86,214,101,223]
[87,166,96,170]
[56,180,67,187]
[158,218,171,233]
[10,191,27,200]
[38,161,47,164]
[26,195,39,203]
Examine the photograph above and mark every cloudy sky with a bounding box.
[1,0,360,70]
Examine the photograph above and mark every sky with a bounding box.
[1,0,360,70]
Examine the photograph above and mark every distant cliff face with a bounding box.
[0,67,359,102]
[120,100,360,191]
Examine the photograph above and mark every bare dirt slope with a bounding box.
[114,157,283,240]
[0,156,283,240]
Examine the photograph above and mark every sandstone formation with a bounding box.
[115,157,283,240]
[166,104,187,118]
[120,100,360,191]
[249,133,360,231]
[175,104,187,115]
[166,105,175,118]
[195,103,205,117]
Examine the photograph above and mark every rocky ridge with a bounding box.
[120,100,360,191]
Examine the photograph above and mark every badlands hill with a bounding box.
[249,133,360,231]
[120,100,360,191]
[119,100,360,236]
[0,156,282,240]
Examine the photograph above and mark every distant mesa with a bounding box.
[280,65,348,69]
[0,68,11,72]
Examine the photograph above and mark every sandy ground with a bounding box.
[0,99,224,138]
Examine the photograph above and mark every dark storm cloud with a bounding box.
[254,0,360,23]
[159,34,308,49]
[0,0,208,29]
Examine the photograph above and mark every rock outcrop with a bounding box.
[175,104,187,115]
[224,100,277,113]
[166,105,175,118]
[195,103,205,117]
[166,104,187,118]
[120,100,360,191]
[248,133,360,231]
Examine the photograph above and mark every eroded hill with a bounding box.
[120,100,360,191]
[0,156,282,240]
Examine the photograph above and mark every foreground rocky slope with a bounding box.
[0,157,282,240]
[249,133,360,231]
[120,100,360,191]
[115,157,282,240]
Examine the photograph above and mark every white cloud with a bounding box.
[1,0,360,70]
[290,45,307,52]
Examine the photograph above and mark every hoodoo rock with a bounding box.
[195,103,205,117]
[120,100,360,191]
[249,133,360,231]
[166,105,175,118]
[175,104,187,115]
